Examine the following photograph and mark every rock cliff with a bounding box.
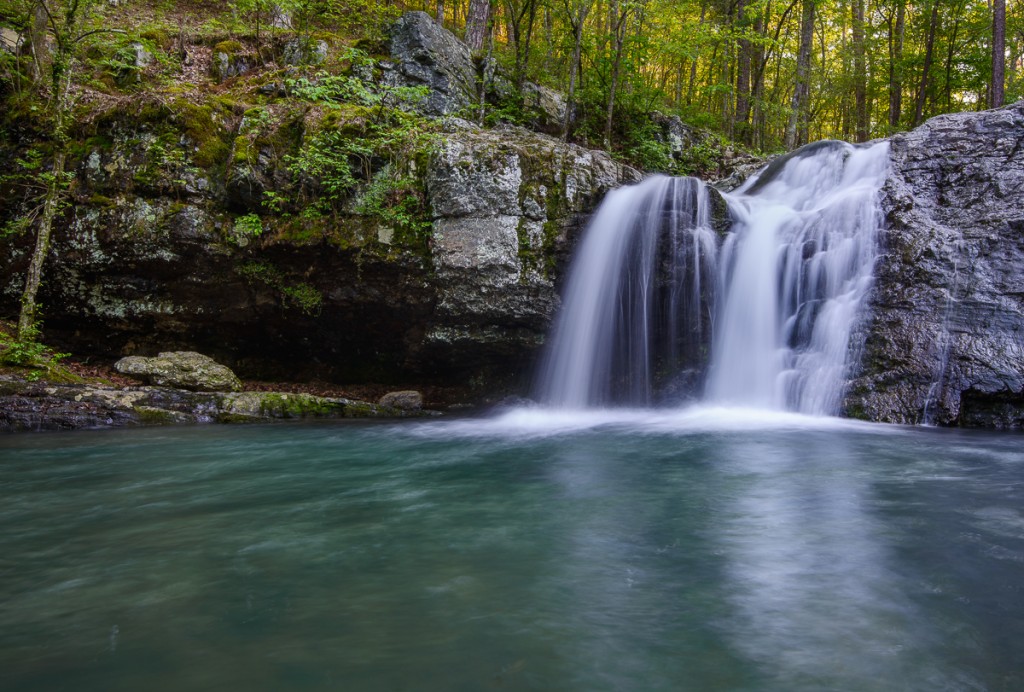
[0,115,637,393]
[845,101,1024,427]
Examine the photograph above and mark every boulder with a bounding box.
[379,390,423,410]
[210,41,253,82]
[383,11,477,117]
[115,352,243,392]
[281,38,328,66]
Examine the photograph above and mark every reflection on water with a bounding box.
[1,414,1022,691]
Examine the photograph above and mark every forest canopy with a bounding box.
[0,0,1017,155]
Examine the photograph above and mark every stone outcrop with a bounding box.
[0,378,428,433]
[382,11,478,117]
[0,111,637,395]
[114,351,244,392]
[845,101,1024,427]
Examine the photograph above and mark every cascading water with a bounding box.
[535,176,718,408]
[536,139,890,415]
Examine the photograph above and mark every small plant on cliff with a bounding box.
[229,213,264,245]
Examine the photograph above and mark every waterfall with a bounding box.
[536,139,890,415]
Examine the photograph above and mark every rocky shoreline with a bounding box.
[0,376,438,434]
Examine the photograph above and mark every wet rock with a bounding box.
[379,390,423,410]
[0,379,431,432]
[115,351,244,392]
[845,101,1024,428]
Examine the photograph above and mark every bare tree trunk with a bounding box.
[991,0,1006,107]
[436,0,444,25]
[465,0,490,51]
[603,0,628,150]
[888,0,905,128]
[734,0,752,143]
[852,0,867,141]
[913,0,940,126]
[18,151,64,338]
[785,0,814,149]
[28,3,49,84]
[562,0,591,140]
[686,2,707,107]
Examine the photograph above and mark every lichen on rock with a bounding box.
[115,351,244,392]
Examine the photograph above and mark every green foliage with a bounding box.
[236,261,323,315]
[0,323,68,371]
[352,164,431,238]
[229,213,264,245]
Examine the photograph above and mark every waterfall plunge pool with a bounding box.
[2,413,1022,691]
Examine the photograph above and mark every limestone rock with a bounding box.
[115,352,243,392]
[0,27,22,54]
[384,11,477,117]
[379,390,423,410]
[210,43,253,82]
[845,101,1024,427]
[282,38,328,66]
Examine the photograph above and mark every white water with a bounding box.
[536,176,717,407]
[537,139,890,415]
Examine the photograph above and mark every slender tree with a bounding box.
[17,0,112,341]
[887,0,906,128]
[786,0,815,148]
[851,0,868,140]
[913,0,940,126]
[991,0,1005,107]
[562,0,593,140]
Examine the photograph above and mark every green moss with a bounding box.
[233,135,254,165]
[174,100,233,169]
[257,392,342,417]
[214,40,244,55]
[343,401,378,418]
[236,261,324,316]
[88,194,116,207]
[133,406,179,425]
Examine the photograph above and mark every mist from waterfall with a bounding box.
[536,139,890,415]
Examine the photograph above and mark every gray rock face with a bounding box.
[115,351,244,392]
[211,49,253,82]
[384,11,477,116]
[418,124,641,374]
[846,102,1024,427]
[282,38,328,66]
[0,380,428,433]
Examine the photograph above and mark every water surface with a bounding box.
[1,411,1022,690]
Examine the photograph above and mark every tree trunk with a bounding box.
[28,3,49,85]
[888,0,905,128]
[686,2,707,107]
[785,0,814,149]
[734,0,752,142]
[436,0,444,25]
[991,0,1006,107]
[562,0,591,140]
[913,0,940,126]
[852,0,867,141]
[18,151,64,339]
[603,0,628,149]
[465,0,490,51]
